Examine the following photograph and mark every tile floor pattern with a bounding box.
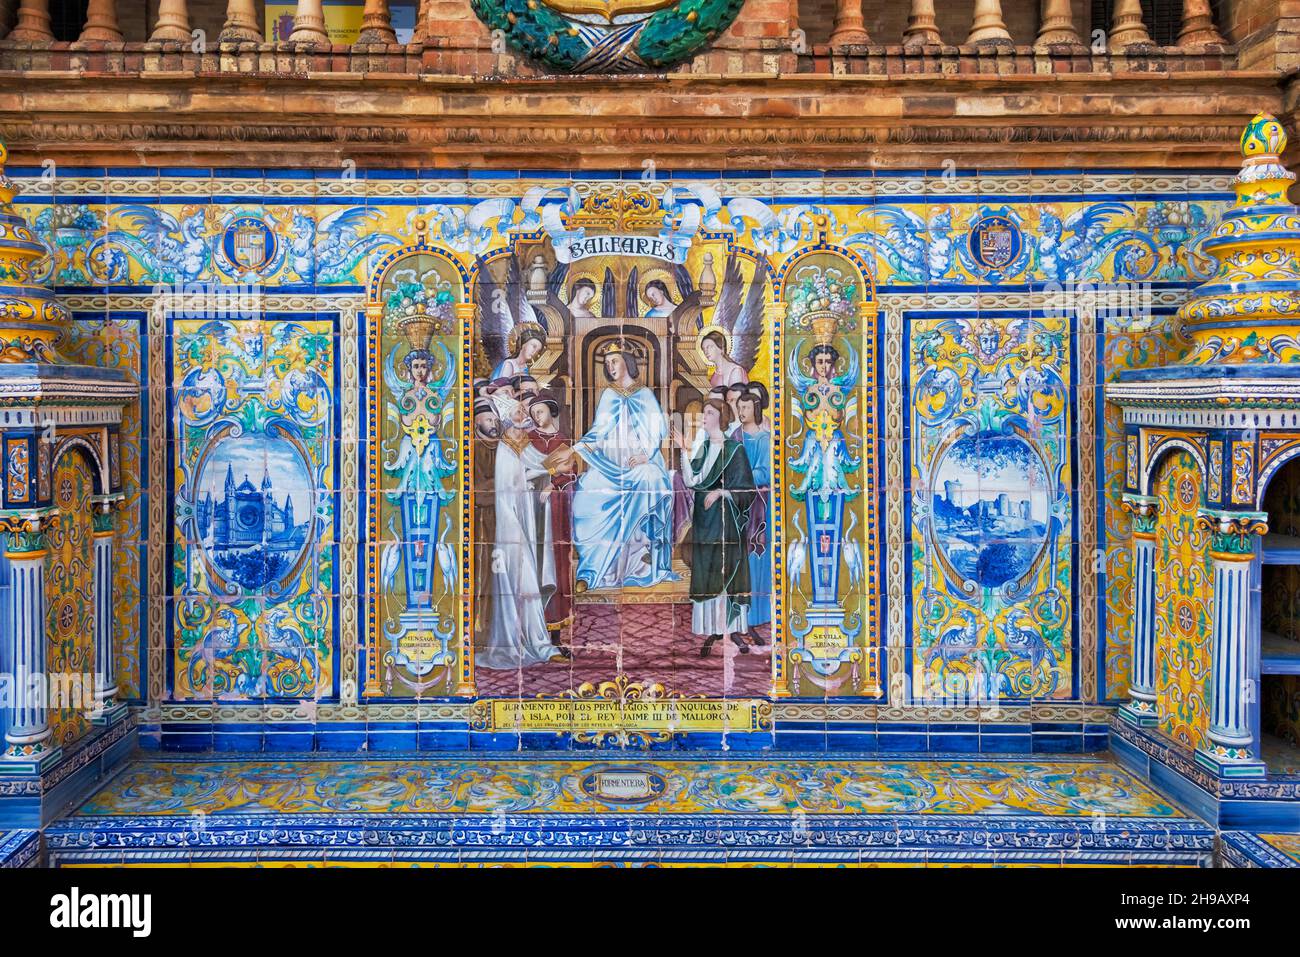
[40,755,1219,867]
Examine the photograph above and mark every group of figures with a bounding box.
[467,252,776,683]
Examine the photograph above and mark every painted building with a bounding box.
[0,0,1298,869]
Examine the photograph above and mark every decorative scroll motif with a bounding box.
[469,0,745,74]
[910,315,1072,700]
[170,319,336,701]
[1152,451,1213,752]
[45,452,95,748]
[64,319,142,699]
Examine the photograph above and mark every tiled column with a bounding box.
[289,0,330,46]
[902,0,941,46]
[1036,0,1081,47]
[1109,0,1152,49]
[90,502,125,724]
[357,0,397,44]
[9,0,53,41]
[1195,510,1267,777]
[1178,0,1225,48]
[829,0,869,46]
[967,0,1011,46]
[150,0,191,42]
[1119,494,1159,726]
[78,0,122,42]
[220,0,260,41]
[2,521,57,766]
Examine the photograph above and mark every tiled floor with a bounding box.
[44,753,1216,867]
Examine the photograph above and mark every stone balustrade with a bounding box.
[0,0,1246,77]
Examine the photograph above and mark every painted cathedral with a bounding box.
[0,0,1299,871]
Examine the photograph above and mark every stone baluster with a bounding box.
[902,0,941,47]
[829,0,869,46]
[1119,495,1159,726]
[289,0,330,47]
[0,0,16,41]
[967,0,1012,46]
[78,0,122,42]
[1197,511,1268,773]
[1178,0,1225,48]
[220,0,260,41]
[2,522,56,765]
[150,0,191,42]
[357,0,397,44]
[1036,0,1081,47]
[1109,0,1153,50]
[9,0,53,41]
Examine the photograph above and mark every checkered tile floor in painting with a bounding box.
[41,753,1216,867]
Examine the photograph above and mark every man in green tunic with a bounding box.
[672,398,757,657]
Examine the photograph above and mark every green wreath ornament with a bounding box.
[470,0,746,73]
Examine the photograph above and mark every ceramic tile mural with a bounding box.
[44,451,96,748]
[169,318,338,701]
[1153,449,1214,752]
[6,166,1238,743]
[1100,320,1185,702]
[908,312,1072,701]
[64,317,144,702]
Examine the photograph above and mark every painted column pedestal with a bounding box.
[1119,494,1159,727]
[1195,510,1267,778]
[0,520,59,771]
[91,499,126,727]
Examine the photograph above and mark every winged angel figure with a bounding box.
[697,253,768,387]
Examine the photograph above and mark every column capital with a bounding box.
[1195,508,1267,559]
[1120,493,1159,535]
[0,509,58,555]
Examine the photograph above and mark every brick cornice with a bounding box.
[0,70,1283,169]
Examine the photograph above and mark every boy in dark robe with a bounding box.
[671,398,756,657]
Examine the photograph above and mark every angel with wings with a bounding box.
[698,253,768,390]
[475,252,563,381]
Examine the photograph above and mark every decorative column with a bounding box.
[1196,511,1268,776]
[1,520,57,767]
[220,0,260,41]
[150,0,191,42]
[78,0,122,42]
[966,0,1012,46]
[8,0,52,41]
[902,0,941,46]
[1035,0,1081,47]
[829,0,869,46]
[1178,0,1225,48]
[90,500,126,725]
[288,0,330,47]
[1119,494,1160,726]
[1109,0,1153,50]
[357,0,397,44]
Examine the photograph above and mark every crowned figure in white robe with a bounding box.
[572,345,677,590]
[477,428,559,670]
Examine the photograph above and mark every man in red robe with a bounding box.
[527,392,576,643]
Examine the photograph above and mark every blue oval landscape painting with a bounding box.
[195,437,313,591]
[931,435,1049,588]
